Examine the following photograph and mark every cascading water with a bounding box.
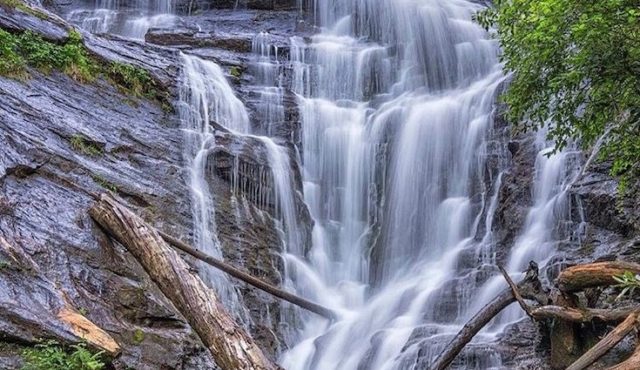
[178,51,309,339]
[278,0,574,368]
[178,52,252,312]
[251,32,287,138]
[67,0,175,39]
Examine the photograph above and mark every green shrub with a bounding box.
[16,30,96,82]
[0,29,26,77]
[0,27,165,103]
[107,62,155,98]
[229,66,242,78]
[21,341,105,370]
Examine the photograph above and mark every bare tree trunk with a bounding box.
[89,195,280,370]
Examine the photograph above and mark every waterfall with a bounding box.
[279,0,575,368]
[178,52,251,313]
[251,32,286,138]
[67,0,175,39]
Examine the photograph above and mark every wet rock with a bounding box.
[0,5,69,42]
[146,27,253,53]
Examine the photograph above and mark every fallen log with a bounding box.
[566,310,640,370]
[558,262,640,293]
[157,230,336,320]
[89,195,280,370]
[531,305,638,323]
[432,262,546,370]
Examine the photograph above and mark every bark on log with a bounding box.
[157,230,336,320]
[566,311,640,370]
[531,305,638,323]
[558,262,640,293]
[432,262,546,370]
[89,195,280,370]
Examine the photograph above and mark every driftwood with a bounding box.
[90,195,280,370]
[566,311,640,370]
[157,230,336,320]
[558,262,640,293]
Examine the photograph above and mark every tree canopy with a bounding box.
[477,0,640,188]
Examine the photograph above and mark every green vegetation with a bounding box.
[0,0,49,18]
[0,29,26,78]
[91,174,117,193]
[0,260,11,270]
[21,341,105,370]
[132,329,145,345]
[613,271,640,300]
[0,28,162,101]
[476,0,640,188]
[70,135,102,156]
[107,61,157,99]
[229,66,242,79]
[0,30,94,82]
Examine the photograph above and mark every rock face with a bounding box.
[3,1,639,370]
[0,3,305,369]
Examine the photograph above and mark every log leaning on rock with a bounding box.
[557,262,640,293]
[89,195,280,370]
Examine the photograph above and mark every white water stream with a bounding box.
[64,0,581,367]
[279,0,576,369]
[68,0,175,39]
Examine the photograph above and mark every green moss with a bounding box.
[229,66,242,79]
[21,340,105,370]
[70,135,102,156]
[91,174,117,193]
[132,329,145,345]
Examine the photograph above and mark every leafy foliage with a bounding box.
[0,29,96,82]
[17,30,96,82]
[21,341,105,370]
[0,28,161,101]
[612,271,640,300]
[0,29,26,78]
[476,0,640,188]
[107,61,156,98]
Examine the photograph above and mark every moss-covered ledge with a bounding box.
[0,0,171,105]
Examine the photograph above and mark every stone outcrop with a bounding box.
[0,2,304,368]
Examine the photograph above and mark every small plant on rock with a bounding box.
[21,340,105,370]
